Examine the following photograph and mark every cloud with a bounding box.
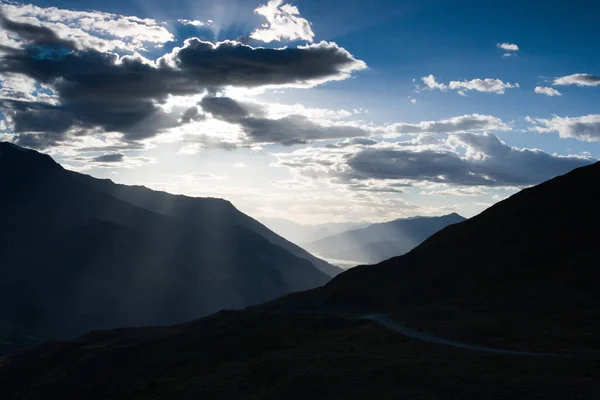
[534,86,562,96]
[92,153,125,163]
[421,74,519,94]
[448,78,519,94]
[250,0,314,43]
[0,12,365,148]
[358,133,592,186]
[0,3,173,52]
[277,133,594,188]
[497,42,519,51]
[67,153,155,169]
[388,114,510,134]
[530,114,600,142]
[421,74,447,90]
[199,96,370,145]
[553,74,600,87]
[178,19,211,27]
[326,137,378,148]
[233,162,247,168]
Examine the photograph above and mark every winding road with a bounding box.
[363,314,550,356]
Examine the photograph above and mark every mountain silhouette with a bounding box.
[261,160,600,350]
[304,213,465,264]
[1,155,600,399]
[0,142,337,354]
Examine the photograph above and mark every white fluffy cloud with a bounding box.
[250,0,315,43]
[530,114,600,141]
[497,42,519,51]
[497,43,519,57]
[0,3,173,52]
[534,86,562,96]
[553,74,600,87]
[421,75,519,95]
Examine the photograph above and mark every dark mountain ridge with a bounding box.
[0,142,336,354]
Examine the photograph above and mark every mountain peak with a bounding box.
[0,142,60,170]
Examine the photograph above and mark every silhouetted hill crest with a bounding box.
[0,142,60,171]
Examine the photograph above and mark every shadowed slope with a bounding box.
[261,161,600,351]
[68,173,342,277]
[0,142,331,354]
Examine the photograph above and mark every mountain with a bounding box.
[0,142,337,354]
[2,158,600,399]
[304,213,466,264]
[70,171,342,278]
[262,161,600,351]
[259,217,367,245]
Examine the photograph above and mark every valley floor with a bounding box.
[0,311,598,399]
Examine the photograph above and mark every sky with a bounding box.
[1,0,599,225]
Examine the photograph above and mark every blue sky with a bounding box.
[1,0,599,225]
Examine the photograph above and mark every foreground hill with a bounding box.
[0,311,598,399]
[304,213,465,264]
[0,142,336,354]
[262,161,600,351]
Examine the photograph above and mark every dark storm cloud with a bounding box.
[179,106,205,124]
[92,153,124,163]
[0,14,365,147]
[344,133,595,186]
[200,96,369,145]
[199,96,263,123]
[0,100,78,133]
[172,39,364,87]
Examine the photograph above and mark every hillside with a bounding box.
[0,142,335,354]
[261,161,600,351]
[0,311,598,399]
[304,214,465,263]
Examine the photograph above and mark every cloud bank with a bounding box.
[0,10,365,148]
[531,114,600,142]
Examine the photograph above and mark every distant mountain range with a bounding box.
[2,161,600,398]
[304,213,466,264]
[259,217,368,245]
[0,142,340,354]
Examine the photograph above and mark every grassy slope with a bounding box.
[0,311,598,399]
